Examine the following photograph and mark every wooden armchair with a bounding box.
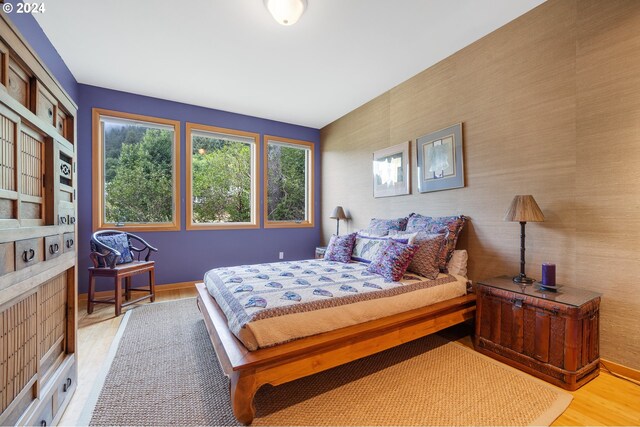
[88,230,158,316]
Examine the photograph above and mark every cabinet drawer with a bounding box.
[63,232,75,253]
[30,396,54,427]
[0,41,8,89]
[15,237,43,270]
[52,361,76,417]
[0,241,15,276]
[33,80,57,127]
[56,108,67,138]
[7,58,31,108]
[44,234,63,260]
[57,208,76,227]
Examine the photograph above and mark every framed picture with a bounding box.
[416,123,464,193]
[372,141,411,198]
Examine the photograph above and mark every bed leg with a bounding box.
[230,370,258,425]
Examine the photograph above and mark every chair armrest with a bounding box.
[127,233,158,262]
[89,251,119,269]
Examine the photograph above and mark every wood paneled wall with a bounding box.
[320,0,640,370]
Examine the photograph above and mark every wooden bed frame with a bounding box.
[196,282,476,425]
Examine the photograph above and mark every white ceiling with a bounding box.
[35,0,545,129]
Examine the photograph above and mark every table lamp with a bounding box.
[504,195,544,284]
[330,206,348,235]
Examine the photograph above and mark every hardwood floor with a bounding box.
[60,287,640,426]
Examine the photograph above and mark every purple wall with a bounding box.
[4,10,321,293]
[78,84,321,292]
[3,1,79,101]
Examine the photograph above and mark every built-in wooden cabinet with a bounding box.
[0,14,77,426]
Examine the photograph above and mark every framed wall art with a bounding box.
[416,123,464,193]
[372,141,411,198]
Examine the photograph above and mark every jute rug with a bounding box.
[85,298,572,426]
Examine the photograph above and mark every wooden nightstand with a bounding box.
[474,276,601,390]
[315,246,327,259]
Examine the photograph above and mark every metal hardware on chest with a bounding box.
[22,248,35,262]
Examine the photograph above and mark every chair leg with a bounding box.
[149,268,156,303]
[88,272,95,314]
[115,277,123,316]
[125,277,131,301]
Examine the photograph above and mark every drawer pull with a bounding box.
[66,239,74,248]
[48,107,53,118]
[22,249,35,263]
[41,421,47,427]
[63,377,72,392]
[70,216,76,224]
[60,216,67,224]
[49,243,60,254]
[513,298,524,308]
[551,306,560,315]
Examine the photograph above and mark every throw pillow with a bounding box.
[405,214,467,270]
[324,233,357,263]
[92,233,133,267]
[366,239,418,282]
[351,233,414,264]
[406,233,446,280]
[366,217,409,235]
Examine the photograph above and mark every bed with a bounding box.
[196,258,476,425]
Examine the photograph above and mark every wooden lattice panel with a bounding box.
[0,293,38,414]
[0,113,16,192]
[20,130,43,198]
[39,272,67,359]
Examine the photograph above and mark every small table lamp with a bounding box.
[330,206,348,235]
[504,195,544,284]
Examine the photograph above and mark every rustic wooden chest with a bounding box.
[474,276,601,390]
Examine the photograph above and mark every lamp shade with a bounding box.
[330,206,347,220]
[504,195,544,222]
[264,0,307,26]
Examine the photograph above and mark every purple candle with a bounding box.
[542,263,556,287]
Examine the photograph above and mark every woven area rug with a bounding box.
[85,298,572,426]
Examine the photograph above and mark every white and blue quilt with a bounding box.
[205,259,458,348]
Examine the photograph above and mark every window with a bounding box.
[92,108,180,231]
[264,135,314,228]
[186,123,259,229]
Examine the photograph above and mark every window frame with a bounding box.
[91,108,181,232]
[185,122,260,230]
[263,135,315,229]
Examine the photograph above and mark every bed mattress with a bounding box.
[205,259,467,350]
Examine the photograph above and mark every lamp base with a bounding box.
[513,275,535,284]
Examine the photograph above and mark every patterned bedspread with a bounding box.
[205,259,459,349]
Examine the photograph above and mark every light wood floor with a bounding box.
[60,287,640,426]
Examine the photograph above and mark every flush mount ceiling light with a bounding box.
[264,0,307,26]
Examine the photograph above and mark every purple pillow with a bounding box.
[406,214,467,271]
[366,217,409,235]
[366,239,418,282]
[324,233,357,263]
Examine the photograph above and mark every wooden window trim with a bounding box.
[91,108,181,232]
[263,135,315,229]
[185,122,260,230]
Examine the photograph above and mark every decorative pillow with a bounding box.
[405,214,467,270]
[351,233,414,264]
[405,233,446,280]
[92,233,133,267]
[447,249,468,277]
[357,227,390,237]
[366,240,418,282]
[366,217,409,235]
[324,233,357,263]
